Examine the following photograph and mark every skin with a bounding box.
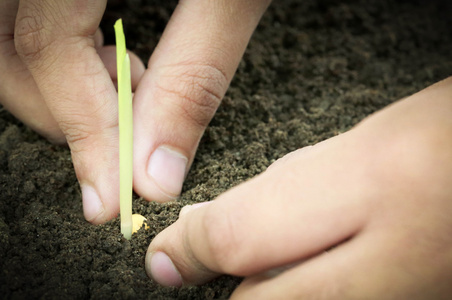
[1,0,451,298]
[0,0,270,223]
[146,77,452,299]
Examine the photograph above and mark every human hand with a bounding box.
[0,0,271,224]
[0,0,145,224]
[145,78,452,299]
[131,0,271,202]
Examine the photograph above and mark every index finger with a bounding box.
[14,0,119,223]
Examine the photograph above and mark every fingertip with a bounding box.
[94,28,104,49]
[146,251,183,287]
[97,46,145,91]
[147,146,187,198]
[45,133,67,146]
[76,137,120,224]
[128,51,145,90]
[134,145,189,203]
[145,199,225,287]
[81,184,118,224]
[178,201,211,218]
[81,184,105,224]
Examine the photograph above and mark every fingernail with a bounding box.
[148,251,183,287]
[179,201,210,217]
[147,146,188,197]
[81,185,104,222]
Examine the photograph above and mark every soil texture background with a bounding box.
[1,0,451,299]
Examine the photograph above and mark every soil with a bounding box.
[1,0,451,299]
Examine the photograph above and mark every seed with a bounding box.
[132,214,149,234]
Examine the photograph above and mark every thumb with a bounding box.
[132,0,271,202]
[15,0,118,224]
[145,134,369,287]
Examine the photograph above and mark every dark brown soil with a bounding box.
[1,0,451,299]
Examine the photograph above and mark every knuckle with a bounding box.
[156,63,229,128]
[58,110,116,150]
[58,119,92,148]
[14,4,49,61]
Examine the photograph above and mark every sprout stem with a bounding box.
[114,19,133,240]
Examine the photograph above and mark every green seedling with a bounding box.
[115,19,133,240]
[114,19,147,240]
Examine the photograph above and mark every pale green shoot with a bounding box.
[114,19,133,240]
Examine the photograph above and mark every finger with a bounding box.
[62,26,145,91]
[233,221,452,299]
[232,236,368,299]
[0,0,63,143]
[146,133,371,286]
[14,0,118,224]
[96,45,145,91]
[146,78,452,289]
[93,28,103,49]
[132,0,271,202]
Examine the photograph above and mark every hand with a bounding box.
[0,0,145,224]
[145,78,452,299]
[131,0,271,202]
[0,0,271,224]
